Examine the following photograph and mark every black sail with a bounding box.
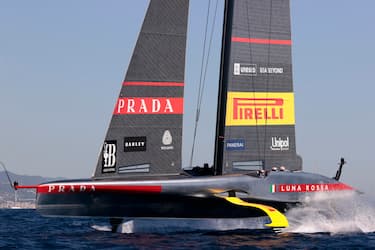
[217,0,302,174]
[94,0,189,178]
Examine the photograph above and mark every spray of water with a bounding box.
[91,224,112,232]
[283,191,375,234]
[91,191,375,234]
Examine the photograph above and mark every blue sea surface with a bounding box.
[1,209,374,249]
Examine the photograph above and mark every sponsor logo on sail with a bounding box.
[161,130,174,150]
[124,137,147,152]
[270,183,353,193]
[102,140,117,173]
[233,63,284,76]
[259,67,284,74]
[225,139,245,151]
[270,136,289,151]
[226,92,295,126]
[234,63,257,76]
[114,97,183,115]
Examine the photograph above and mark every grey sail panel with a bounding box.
[221,0,302,173]
[94,0,189,179]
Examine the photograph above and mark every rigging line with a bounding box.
[198,0,219,111]
[0,161,15,190]
[189,0,216,167]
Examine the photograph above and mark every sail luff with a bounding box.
[213,0,234,176]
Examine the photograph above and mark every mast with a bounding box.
[213,0,234,175]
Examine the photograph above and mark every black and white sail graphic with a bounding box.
[94,0,189,178]
[217,0,302,173]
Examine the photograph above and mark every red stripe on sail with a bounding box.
[123,81,184,87]
[114,97,183,115]
[37,184,162,194]
[232,37,292,45]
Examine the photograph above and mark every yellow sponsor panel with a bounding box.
[226,92,295,126]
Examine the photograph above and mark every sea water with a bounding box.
[1,192,374,249]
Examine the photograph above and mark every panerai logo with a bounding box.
[225,139,245,151]
[161,130,173,150]
[270,137,289,151]
[102,141,117,173]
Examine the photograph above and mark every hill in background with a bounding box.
[0,171,63,208]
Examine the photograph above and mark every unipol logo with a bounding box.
[102,141,116,173]
[270,137,290,151]
[114,97,183,115]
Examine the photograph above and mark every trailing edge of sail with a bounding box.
[94,0,189,179]
[218,0,302,173]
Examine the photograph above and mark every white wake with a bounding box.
[282,191,375,234]
[92,217,269,234]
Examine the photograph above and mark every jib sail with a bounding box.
[94,0,189,178]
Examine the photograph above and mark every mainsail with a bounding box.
[215,0,302,174]
[94,0,189,178]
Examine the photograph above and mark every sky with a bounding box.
[0,1,374,195]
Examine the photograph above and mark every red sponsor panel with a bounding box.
[232,37,292,45]
[113,97,183,115]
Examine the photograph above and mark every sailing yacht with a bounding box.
[16,0,354,230]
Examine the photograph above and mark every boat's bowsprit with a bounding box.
[334,158,346,181]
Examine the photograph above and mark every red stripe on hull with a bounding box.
[123,81,184,87]
[37,184,162,194]
[15,185,38,189]
[232,37,292,45]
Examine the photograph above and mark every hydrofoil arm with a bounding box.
[224,197,288,228]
